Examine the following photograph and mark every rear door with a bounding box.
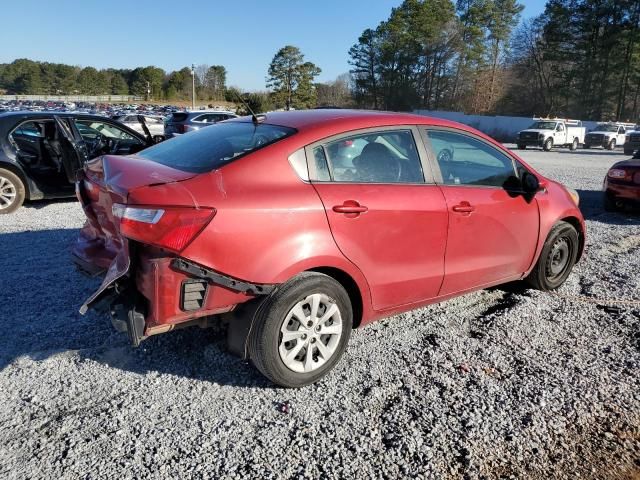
[307,126,448,311]
[423,128,539,296]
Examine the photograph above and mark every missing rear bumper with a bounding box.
[171,258,277,296]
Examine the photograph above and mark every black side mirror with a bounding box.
[522,171,540,193]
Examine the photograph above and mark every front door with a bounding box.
[424,129,540,296]
[54,116,88,183]
[308,127,449,311]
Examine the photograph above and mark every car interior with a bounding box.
[9,118,146,186]
[325,132,424,183]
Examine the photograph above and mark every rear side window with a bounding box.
[313,129,424,183]
[138,122,296,173]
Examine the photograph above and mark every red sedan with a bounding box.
[73,110,585,387]
[603,159,640,211]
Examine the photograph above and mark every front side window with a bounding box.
[313,130,424,183]
[138,121,296,173]
[426,130,516,187]
[75,120,139,142]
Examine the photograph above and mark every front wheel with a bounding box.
[248,273,353,388]
[0,168,26,214]
[526,221,579,291]
[517,144,526,150]
[607,139,616,150]
[583,144,591,149]
[543,138,553,151]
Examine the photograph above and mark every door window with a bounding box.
[74,120,139,142]
[311,130,424,183]
[426,130,516,187]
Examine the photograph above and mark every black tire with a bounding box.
[248,272,353,388]
[607,139,616,150]
[603,193,618,212]
[543,138,553,151]
[526,221,579,291]
[624,149,634,156]
[517,144,526,150]
[0,168,26,214]
[583,144,591,149]
[570,138,578,151]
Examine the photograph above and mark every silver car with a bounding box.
[164,110,238,138]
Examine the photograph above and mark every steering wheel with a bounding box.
[104,137,121,154]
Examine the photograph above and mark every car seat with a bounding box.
[354,143,400,182]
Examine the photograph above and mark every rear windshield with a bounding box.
[137,121,296,173]
[169,112,189,122]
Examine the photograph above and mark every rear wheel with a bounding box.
[248,272,352,388]
[607,139,616,150]
[526,221,579,291]
[543,138,553,151]
[570,138,578,151]
[0,168,25,214]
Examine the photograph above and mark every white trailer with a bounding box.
[517,118,586,151]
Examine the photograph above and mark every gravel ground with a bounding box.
[0,146,639,479]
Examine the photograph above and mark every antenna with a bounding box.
[231,89,265,124]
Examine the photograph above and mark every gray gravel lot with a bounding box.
[0,145,639,479]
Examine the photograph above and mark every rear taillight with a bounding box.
[112,204,215,252]
[608,168,630,180]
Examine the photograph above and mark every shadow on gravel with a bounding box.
[0,227,271,388]
[23,197,78,210]
[576,189,640,224]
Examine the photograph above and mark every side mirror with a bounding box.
[522,171,540,193]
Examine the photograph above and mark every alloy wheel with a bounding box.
[0,175,17,210]
[278,293,343,373]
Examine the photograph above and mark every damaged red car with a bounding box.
[73,110,585,387]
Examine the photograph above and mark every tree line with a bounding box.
[0,59,228,102]
[349,0,640,121]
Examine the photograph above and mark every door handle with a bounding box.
[332,201,368,215]
[452,202,475,213]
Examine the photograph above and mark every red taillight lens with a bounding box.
[112,204,215,252]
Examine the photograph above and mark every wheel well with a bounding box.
[0,162,30,199]
[561,216,585,261]
[307,267,363,328]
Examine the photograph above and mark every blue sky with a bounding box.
[0,0,547,91]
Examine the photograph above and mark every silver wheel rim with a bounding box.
[0,175,17,210]
[278,293,343,373]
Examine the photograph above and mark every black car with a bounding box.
[0,111,155,213]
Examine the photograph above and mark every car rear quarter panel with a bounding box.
[128,138,375,322]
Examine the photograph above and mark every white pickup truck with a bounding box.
[584,122,636,151]
[517,118,586,151]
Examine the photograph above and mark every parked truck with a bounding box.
[517,118,586,151]
[584,122,636,150]
[623,125,640,155]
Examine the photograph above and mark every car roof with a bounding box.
[227,109,470,135]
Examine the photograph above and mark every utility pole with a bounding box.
[191,64,196,110]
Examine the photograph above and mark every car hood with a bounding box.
[520,129,551,134]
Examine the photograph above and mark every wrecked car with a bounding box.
[72,109,586,388]
[0,111,157,213]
